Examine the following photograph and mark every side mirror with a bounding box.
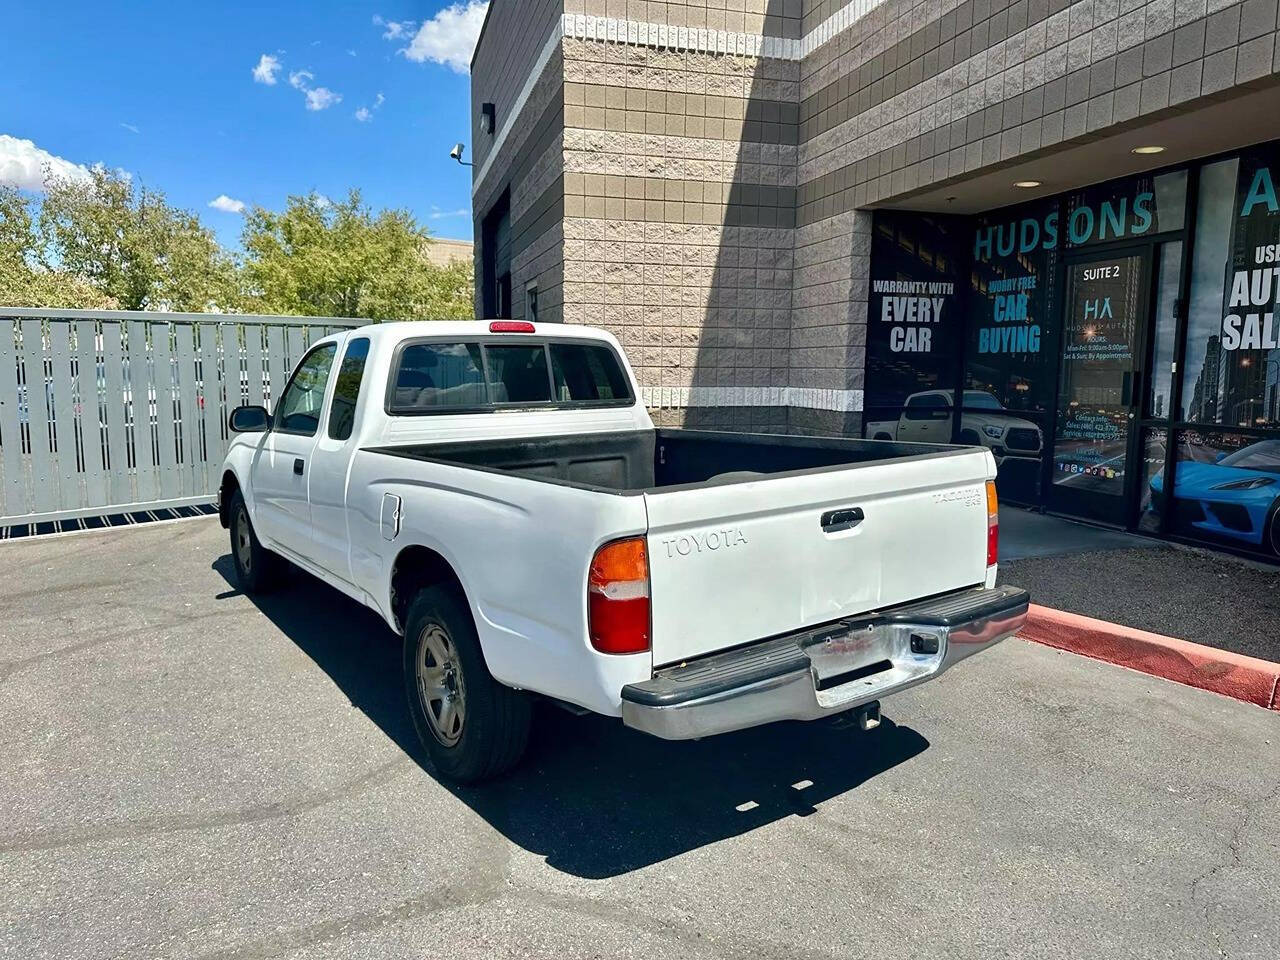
[229,405,270,433]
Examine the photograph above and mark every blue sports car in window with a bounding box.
[1149,439,1280,555]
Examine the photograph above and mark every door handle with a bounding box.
[821,507,864,533]
[293,458,304,476]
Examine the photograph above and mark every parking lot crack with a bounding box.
[1188,776,1280,958]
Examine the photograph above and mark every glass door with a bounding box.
[1048,249,1150,524]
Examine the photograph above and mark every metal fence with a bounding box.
[0,308,362,529]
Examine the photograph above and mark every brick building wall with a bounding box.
[471,0,1280,435]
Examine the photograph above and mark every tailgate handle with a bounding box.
[821,507,864,533]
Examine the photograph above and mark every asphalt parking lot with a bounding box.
[3,518,1278,960]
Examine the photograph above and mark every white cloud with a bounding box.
[354,91,385,122]
[315,193,331,208]
[0,134,93,191]
[252,54,282,85]
[120,122,140,134]
[373,14,415,40]
[430,208,470,220]
[208,194,246,214]
[285,69,341,111]
[304,87,341,111]
[398,2,487,73]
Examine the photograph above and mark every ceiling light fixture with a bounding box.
[1131,145,1166,155]
[1013,180,1042,188]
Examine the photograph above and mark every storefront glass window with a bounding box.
[1137,428,1169,533]
[863,211,966,431]
[1181,147,1280,428]
[1160,430,1280,557]
[1147,241,1183,419]
[965,198,1058,503]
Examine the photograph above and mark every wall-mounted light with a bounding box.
[1013,180,1042,188]
[480,102,496,135]
[1131,145,1166,155]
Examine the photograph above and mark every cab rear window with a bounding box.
[387,339,633,414]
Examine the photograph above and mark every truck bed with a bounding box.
[368,427,995,666]
[367,428,972,494]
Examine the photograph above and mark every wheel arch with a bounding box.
[389,544,472,636]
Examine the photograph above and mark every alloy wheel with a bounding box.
[416,623,466,746]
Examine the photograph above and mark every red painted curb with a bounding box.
[1021,604,1280,711]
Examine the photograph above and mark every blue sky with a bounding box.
[0,1,487,250]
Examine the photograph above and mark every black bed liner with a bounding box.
[365,428,975,495]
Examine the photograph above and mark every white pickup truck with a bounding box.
[219,321,1028,782]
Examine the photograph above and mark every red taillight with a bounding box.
[986,480,999,566]
[489,320,535,333]
[588,537,650,654]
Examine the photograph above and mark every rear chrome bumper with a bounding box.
[621,585,1029,740]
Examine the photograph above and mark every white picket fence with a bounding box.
[0,308,362,529]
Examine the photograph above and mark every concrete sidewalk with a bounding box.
[998,508,1280,664]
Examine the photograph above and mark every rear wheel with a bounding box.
[403,586,531,783]
[229,490,283,593]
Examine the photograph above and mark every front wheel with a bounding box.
[1266,500,1280,556]
[403,586,531,783]
[229,490,283,594]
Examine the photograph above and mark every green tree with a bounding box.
[239,189,473,321]
[35,167,237,311]
[0,186,118,309]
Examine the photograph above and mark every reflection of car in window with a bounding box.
[866,389,1042,461]
[1148,439,1280,555]
[962,391,1005,411]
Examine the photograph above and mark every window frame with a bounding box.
[271,341,339,438]
[383,336,636,417]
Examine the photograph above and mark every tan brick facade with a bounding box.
[472,0,1280,435]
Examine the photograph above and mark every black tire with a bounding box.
[1266,500,1280,557]
[228,490,283,594]
[403,585,531,784]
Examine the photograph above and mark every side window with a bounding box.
[550,343,633,403]
[526,284,538,323]
[328,337,370,441]
[485,344,552,404]
[391,342,488,411]
[275,343,337,435]
[903,393,946,420]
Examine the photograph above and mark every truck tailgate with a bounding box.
[643,449,993,666]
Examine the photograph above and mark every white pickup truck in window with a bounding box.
[219,321,1028,782]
